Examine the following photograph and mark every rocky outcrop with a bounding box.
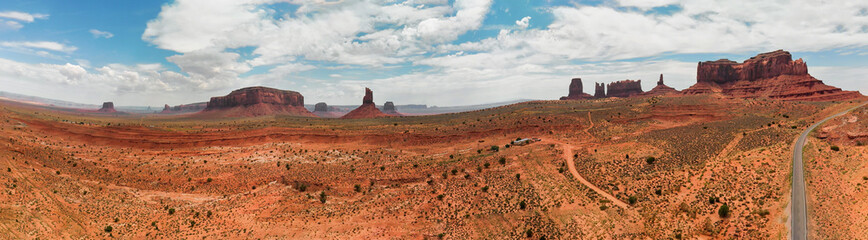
[559,78,594,100]
[314,102,329,112]
[98,102,116,113]
[641,74,679,96]
[383,101,397,113]
[202,86,315,117]
[342,88,390,119]
[161,102,207,114]
[594,83,606,98]
[683,50,862,101]
[606,80,643,98]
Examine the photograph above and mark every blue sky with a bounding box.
[1,0,867,107]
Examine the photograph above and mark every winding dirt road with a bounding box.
[545,139,629,209]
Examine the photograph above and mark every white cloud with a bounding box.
[0,11,48,22]
[0,41,77,53]
[516,16,530,29]
[89,29,114,39]
[143,0,492,66]
[617,0,679,10]
[0,20,23,30]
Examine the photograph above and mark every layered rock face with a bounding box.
[98,102,116,113]
[342,88,390,119]
[684,50,862,101]
[594,83,606,98]
[641,74,679,96]
[202,86,315,117]
[559,78,594,100]
[606,80,643,98]
[161,102,207,114]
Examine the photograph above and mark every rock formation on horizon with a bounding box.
[98,102,116,113]
[641,74,679,96]
[559,78,594,100]
[314,102,329,112]
[594,83,606,98]
[682,50,862,101]
[161,102,207,114]
[202,86,315,117]
[606,80,644,98]
[382,101,403,116]
[341,88,391,119]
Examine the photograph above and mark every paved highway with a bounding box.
[791,101,868,240]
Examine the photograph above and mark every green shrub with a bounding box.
[628,196,637,205]
[519,200,527,209]
[831,146,840,151]
[645,156,656,164]
[168,208,175,215]
[104,226,112,233]
[718,204,730,218]
[319,191,327,203]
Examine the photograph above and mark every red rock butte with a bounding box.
[202,86,315,117]
[98,102,116,113]
[382,101,401,116]
[559,78,594,100]
[342,88,390,119]
[606,80,643,98]
[683,50,862,101]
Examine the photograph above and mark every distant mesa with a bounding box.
[201,86,315,117]
[683,50,862,101]
[606,80,643,98]
[559,78,594,100]
[640,74,679,96]
[98,102,116,113]
[382,101,402,116]
[314,102,329,112]
[161,102,207,114]
[341,87,391,119]
[312,102,344,118]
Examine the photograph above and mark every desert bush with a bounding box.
[645,156,656,164]
[104,226,112,233]
[319,191,327,203]
[830,146,840,151]
[628,196,637,205]
[499,157,506,165]
[168,208,175,215]
[718,204,730,218]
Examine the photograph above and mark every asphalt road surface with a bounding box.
[791,101,868,240]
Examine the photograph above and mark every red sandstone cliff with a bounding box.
[683,50,862,101]
[342,88,390,119]
[606,80,643,98]
[559,78,593,100]
[201,86,315,117]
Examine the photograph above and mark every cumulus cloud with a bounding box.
[0,41,77,53]
[0,11,48,22]
[143,0,492,67]
[516,16,530,29]
[89,29,114,39]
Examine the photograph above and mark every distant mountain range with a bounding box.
[0,91,535,115]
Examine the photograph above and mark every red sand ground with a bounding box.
[0,95,865,238]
